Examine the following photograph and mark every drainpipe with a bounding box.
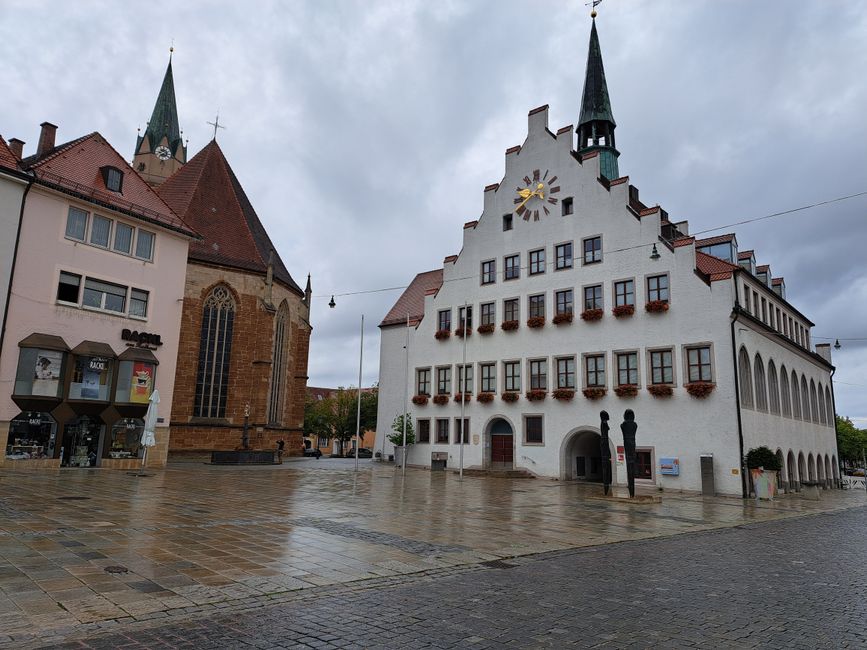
[0,176,33,358]
[729,295,748,499]
[829,366,841,487]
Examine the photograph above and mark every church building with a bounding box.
[374,18,839,497]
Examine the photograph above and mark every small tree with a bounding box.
[744,446,781,471]
[388,413,415,447]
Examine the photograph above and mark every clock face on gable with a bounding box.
[154,145,172,161]
[513,169,560,221]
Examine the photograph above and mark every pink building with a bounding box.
[0,123,196,469]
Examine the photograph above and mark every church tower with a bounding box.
[133,52,186,186]
[576,17,620,180]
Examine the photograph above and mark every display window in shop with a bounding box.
[69,356,114,401]
[115,360,155,404]
[61,415,104,467]
[14,348,66,397]
[108,418,145,459]
[6,412,57,461]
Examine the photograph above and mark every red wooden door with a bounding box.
[491,434,513,465]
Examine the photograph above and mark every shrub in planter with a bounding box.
[434,329,451,340]
[411,394,429,406]
[645,300,670,313]
[432,394,450,405]
[552,388,575,401]
[685,382,715,398]
[454,326,472,338]
[744,446,782,471]
[453,393,472,403]
[614,384,639,397]
[647,384,673,398]
[477,323,495,334]
[526,316,546,329]
[477,392,494,403]
[552,312,574,325]
[612,304,635,318]
[581,308,604,322]
[501,320,519,331]
[525,389,547,401]
[583,387,607,400]
[501,391,519,403]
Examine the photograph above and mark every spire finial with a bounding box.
[588,0,602,19]
[206,113,227,141]
[169,40,174,62]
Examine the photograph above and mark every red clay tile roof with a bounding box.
[20,132,194,237]
[696,251,739,281]
[738,250,754,260]
[673,236,695,248]
[695,233,735,247]
[380,269,443,327]
[0,136,19,169]
[772,277,784,286]
[756,264,770,272]
[157,140,302,295]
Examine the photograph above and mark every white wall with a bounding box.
[0,171,27,339]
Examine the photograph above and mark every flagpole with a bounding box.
[459,301,467,481]
[355,315,364,472]
[402,312,410,478]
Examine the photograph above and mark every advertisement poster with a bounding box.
[130,363,154,404]
[616,445,625,464]
[660,457,680,476]
[81,369,101,399]
[32,350,62,396]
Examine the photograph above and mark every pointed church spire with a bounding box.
[577,18,620,180]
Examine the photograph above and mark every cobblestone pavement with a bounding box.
[0,460,864,648]
[39,505,867,649]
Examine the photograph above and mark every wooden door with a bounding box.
[491,434,513,466]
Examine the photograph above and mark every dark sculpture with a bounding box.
[599,410,612,495]
[621,409,638,498]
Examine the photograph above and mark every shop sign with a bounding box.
[660,457,680,476]
[88,357,107,372]
[121,329,163,349]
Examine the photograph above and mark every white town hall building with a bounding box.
[374,19,839,497]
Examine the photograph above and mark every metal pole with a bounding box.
[402,312,410,478]
[459,301,467,481]
[355,315,364,472]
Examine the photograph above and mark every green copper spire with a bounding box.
[577,18,620,180]
[136,55,184,161]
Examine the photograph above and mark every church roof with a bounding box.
[157,139,302,295]
[20,132,195,236]
[380,269,443,327]
[578,19,616,129]
[137,59,183,158]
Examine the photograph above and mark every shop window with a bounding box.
[6,412,57,460]
[70,356,113,401]
[107,418,144,459]
[57,272,82,304]
[115,360,156,404]
[62,416,104,467]
[14,348,66,397]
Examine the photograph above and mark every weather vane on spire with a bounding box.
[207,113,227,140]
[587,0,602,18]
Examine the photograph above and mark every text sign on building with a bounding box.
[659,457,680,476]
[121,329,163,349]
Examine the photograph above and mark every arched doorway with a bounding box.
[787,450,798,491]
[808,453,816,482]
[561,429,611,482]
[797,452,807,488]
[826,456,834,488]
[816,454,825,488]
[486,417,514,470]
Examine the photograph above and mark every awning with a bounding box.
[118,347,159,365]
[18,333,69,351]
[70,341,117,358]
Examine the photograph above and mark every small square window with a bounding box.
[687,346,712,383]
[57,271,81,303]
[65,207,88,241]
[561,197,574,216]
[101,166,124,193]
[615,280,635,307]
[647,274,669,303]
[525,415,543,444]
[135,230,155,261]
[502,214,513,231]
[584,285,603,310]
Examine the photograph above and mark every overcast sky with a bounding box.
[3,1,865,424]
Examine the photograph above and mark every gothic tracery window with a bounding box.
[194,285,236,418]
[268,302,289,424]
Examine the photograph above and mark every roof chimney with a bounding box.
[37,122,58,157]
[8,138,24,160]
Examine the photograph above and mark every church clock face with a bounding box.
[154,145,172,161]
[513,169,560,221]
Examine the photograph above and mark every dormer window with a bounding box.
[101,166,124,193]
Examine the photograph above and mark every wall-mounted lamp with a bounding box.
[328,295,336,309]
[650,244,661,261]
[834,339,841,350]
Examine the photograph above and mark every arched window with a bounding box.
[790,370,801,419]
[194,285,236,418]
[825,386,834,428]
[767,361,780,415]
[738,347,753,408]
[801,375,811,422]
[753,354,767,412]
[809,379,819,424]
[817,382,826,425]
[779,365,791,417]
[267,302,289,424]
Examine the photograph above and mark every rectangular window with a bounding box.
[436,367,451,395]
[769,305,775,330]
[636,449,653,480]
[82,278,127,313]
[57,271,81,303]
[481,260,496,285]
[504,254,520,280]
[417,419,431,443]
[555,289,573,315]
[502,214,513,231]
[561,197,574,216]
[135,230,155,260]
[650,349,674,385]
[480,363,496,393]
[529,359,547,390]
[583,236,602,264]
[416,368,431,396]
[454,418,469,444]
[458,305,472,329]
[105,167,123,192]
[437,309,451,332]
[615,280,635,307]
[775,308,781,332]
[557,357,575,389]
[129,288,149,318]
[783,315,789,337]
[503,298,519,322]
[616,352,638,386]
[65,207,88,241]
[585,354,606,387]
[458,364,473,394]
[584,285,603,310]
[743,284,751,313]
[525,415,543,444]
[529,294,545,319]
[753,291,759,316]
[529,248,545,275]
[647,274,669,303]
[113,222,134,254]
[761,298,767,323]
[436,419,449,443]
[90,215,112,248]
[687,346,712,383]
[504,361,521,392]
[555,242,573,270]
[480,302,495,326]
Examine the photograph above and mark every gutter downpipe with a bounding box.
[0,174,33,359]
[729,273,748,499]
[829,366,841,487]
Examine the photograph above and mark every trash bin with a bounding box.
[431,452,447,471]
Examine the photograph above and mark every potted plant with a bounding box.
[552,312,573,325]
[477,323,495,334]
[411,394,429,406]
[434,329,450,340]
[745,446,782,500]
[527,316,546,329]
[455,326,472,337]
[552,388,575,401]
[645,300,669,313]
[581,308,603,322]
[525,389,547,401]
[432,394,450,405]
[453,393,472,403]
[685,382,715,398]
[647,384,673,398]
[614,384,638,397]
[583,387,607,400]
[388,413,416,468]
[501,391,519,403]
[501,320,519,332]
[477,392,494,403]
[612,304,635,318]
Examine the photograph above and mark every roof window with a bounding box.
[100,166,124,193]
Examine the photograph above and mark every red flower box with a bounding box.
[527,316,546,329]
[432,394,450,405]
[580,308,603,322]
[501,391,519,403]
[582,387,607,400]
[477,392,494,403]
[477,323,495,334]
[525,389,547,401]
[501,320,519,331]
[685,382,715,398]
[411,395,429,406]
[435,329,451,340]
[454,326,472,338]
[647,384,673,398]
[552,313,574,325]
[645,300,670,314]
[612,305,635,318]
[614,384,639,397]
[453,393,472,403]
[553,388,575,401]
